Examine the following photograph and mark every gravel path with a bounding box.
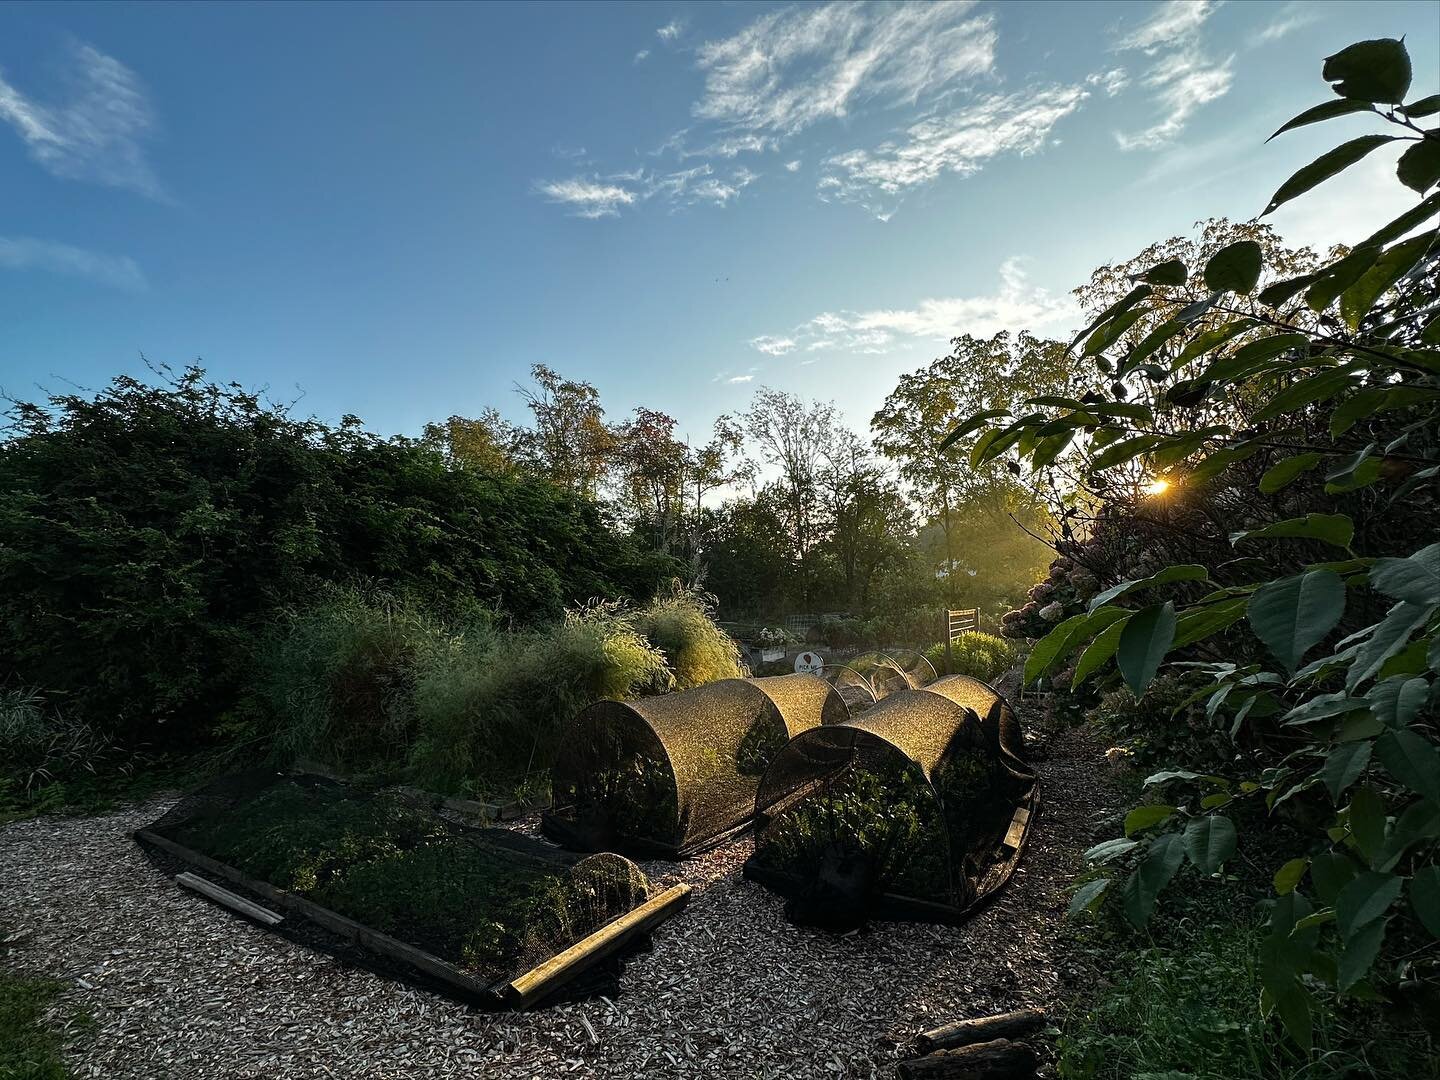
[0,726,1116,1079]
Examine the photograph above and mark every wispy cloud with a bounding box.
[1113,0,1231,150]
[1256,1,1319,45]
[657,20,685,43]
[693,1,996,137]
[749,258,1076,357]
[784,159,802,173]
[537,163,759,219]
[1087,68,1130,96]
[818,85,1087,219]
[536,178,637,219]
[727,374,755,384]
[634,49,651,64]
[0,236,147,290]
[0,42,164,199]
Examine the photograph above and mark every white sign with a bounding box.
[760,646,785,663]
[794,651,825,674]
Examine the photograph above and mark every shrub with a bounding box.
[631,589,745,689]
[408,601,672,791]
[1093,675,1235,773]
[0,687,117,798]
[923,632,1017,682]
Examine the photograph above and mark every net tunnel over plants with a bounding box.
[744,675,1037,930]
[135,772,681,1008]
[542,674,849,858]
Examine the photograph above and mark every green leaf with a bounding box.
[1231,513,1354,550]
[1368,675,1431,728]
[1201,333,1310,382]
[1172,597,1248,649]
[1322,739,1372,802]
[1246,570,1346,673]
[1323,38,1413,103]
[1138,259,1187,286]
[1403,94,1440,118]
[1117,602,1177,697]
[1338,917,1388,992]
[1311,852,1359,906]
[1263,136,1399,216]
[1069,284,1152,352]
[1305,244,1383,312]
[1267,98,1375,140]
[1183,815,1237,875]
[1172,320,1255,368]
[1348,600,1436,690]
[1374,728,1440,804]
[1084,308,1148,356]
[1358,190,1440,248]
[1335,870,1403,938]
[1088,564,1208,612]
[1324,447,1384,494]
[1068,877,1110,917]
[1084,837,1139,863]
[1124,805,1176,837]
[1203,240,1263,295]
[1089,433,1164,472]
[1348,786,1387,864]
[1342,230,1439,326]
[1270,982,1312,1050]
[1253,368,1361,423]
[1072,616,1129,688]
[1259,453,1323,493]
[1123,832,1186,928]
[1368,543,1440,605]
[1273,857,1308,895]
[1259,272,1322,309]
[1412,865,1440,938]
[938,409,1010,452]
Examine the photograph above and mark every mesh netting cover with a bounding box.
[137,771,652,1004]
[744,675,1038,928]
[542,673,849,858]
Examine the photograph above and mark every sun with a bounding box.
[1143,478,1171,496]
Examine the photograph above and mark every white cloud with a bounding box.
[1117,0,1218,52]
[536,178,637,218]
[784,159,802,172]
[1087,68,1130,96]
[1256,2,1319,45]
[728,374,755,384]
[0,236,146,290]
[657,20,684,42]
[634,49,651,64]
[694,1,996,137]
[750,258,1077,357]
[1113,1,1231,150]
[0,42,163,198]
[818,85,1087,219]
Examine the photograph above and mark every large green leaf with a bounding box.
[1071,615,1129,688]
[1203,240,1263,295]
[1201,333,1310,382]
[1368,543,1440,605]
[1124,804,1176,837]
[1323,38,1413,103]
[938,409,1010,452]
[1404,94,1440,119]
[1068,877,1110,917]
[1088,564,1208,612]
[1273,857,1308,895]
[1322,739,1372,802]
[1358,190,1440,248]
[1348,786,1388,864]
[1246,570,1346,673]
[1412,865,1440,938]
[1231,513,1354,549]
[1083,308,1148,356]
[1183,815,1236,875]
[1367,675,1431,728]
[1375,728,1440,804]
[1259,453,1323,493]
[1117,602,1177,696]
[1253,368,1361,422]
[1084,837,1139,863]
[1347,600,1436,690]
[1341,230,1439,326]
[1088,432,1164,471]
[1338,916,1388,992]
[1263,136,1399,216]
[1267,98,1375,141]
[1335,870,1403,938]
[1171,597,1248,649]
[1138,259,1187,286]
[1310,852,1359,907]
[1068,284,1151,352]
[1122,832,1185,928]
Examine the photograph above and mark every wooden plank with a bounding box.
[916,1008,1046,1054]
[176,872,284,926]
[503,884,691,1010]
[898,1038,1037,1079]
[136,829,501,1004]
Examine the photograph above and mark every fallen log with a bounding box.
[896,1038,1038,1080]
[916,1007,1046,1054]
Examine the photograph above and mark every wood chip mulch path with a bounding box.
[0,724,1119,1079]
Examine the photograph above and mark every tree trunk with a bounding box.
[897,1038,1038,1080]
[916,1008,1046,1054]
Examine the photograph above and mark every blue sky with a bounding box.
[1,0,1436,443]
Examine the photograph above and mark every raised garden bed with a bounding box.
[135,771,687,1008]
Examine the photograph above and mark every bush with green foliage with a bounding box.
[0,688,118,802]
[0,367,681,751]
[957,37,1440,1048]
[630,589,745,690]
[923,631,1017,682]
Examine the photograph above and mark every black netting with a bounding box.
[136,771,652,1005]
[542,674,848,858]
[745,675,1037,928]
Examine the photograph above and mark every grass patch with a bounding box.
[0,926,83,1080]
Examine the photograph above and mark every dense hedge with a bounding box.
[0,368,680,746]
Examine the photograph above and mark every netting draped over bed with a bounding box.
[744,675,1038,927]
[542,673,849,858]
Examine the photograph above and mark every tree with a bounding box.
[613,406,688,552]
[515,364,615,498]
[420,408,521,474]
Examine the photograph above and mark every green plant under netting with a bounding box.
[753,760,951,905]
[734,716,790,779]
[923,632,1018,682]
[167,780,648,982]
[551,743,679,848]
[631,590,746,689]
